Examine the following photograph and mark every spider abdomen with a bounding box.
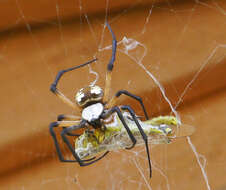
[75,85,104,107]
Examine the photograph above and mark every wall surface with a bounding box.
[0,0,226,190]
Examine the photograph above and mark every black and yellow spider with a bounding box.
[49,22,152,177]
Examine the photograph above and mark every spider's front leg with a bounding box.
[103,106,137,149]
[61,124,110,166]
[57,114,80,121]
[50,120,107,164]
[57,114,82,136]
[49,120,84,162]
[121,105,152,178]
[106,90,149,120]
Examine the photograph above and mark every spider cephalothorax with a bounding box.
[49,22,153,178]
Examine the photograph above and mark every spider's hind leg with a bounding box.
[50,59,97,109]
[103,22,117,103]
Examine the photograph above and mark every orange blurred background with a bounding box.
[0,0,226,189]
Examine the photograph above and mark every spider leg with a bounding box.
[103,106,137,149]
[107,90,149,120]
[57,114,81,121]
[49,121,84,162]
[60,126,81,137]
[50,58,97,109]
[62,127,80,137]
[49,120,94,162]
[57,115,82,136]
[121,105,152,178]
[61,125,110,166]
[103,22,117,103]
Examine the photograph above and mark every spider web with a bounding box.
[0,0,226,190]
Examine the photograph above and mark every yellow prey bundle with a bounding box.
[75,112,194,159]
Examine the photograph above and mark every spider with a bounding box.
[49,22,152,178]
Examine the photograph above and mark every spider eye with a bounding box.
[75,85,103,107]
